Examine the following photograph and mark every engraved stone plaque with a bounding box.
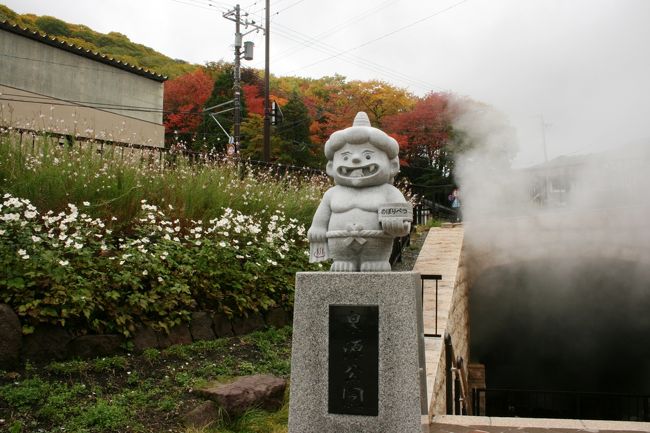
[328,305,379,416]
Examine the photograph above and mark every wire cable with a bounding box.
[283,0,470,76]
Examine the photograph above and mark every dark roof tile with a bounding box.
[0,20,167,82]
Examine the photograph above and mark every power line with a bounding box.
[0,96,209,116]
[273,0,402,60]
[284,0,471,76]
[167,0,229,12]
[269,24,438,92]
[272,0,309,16]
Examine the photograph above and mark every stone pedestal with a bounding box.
[289,272,423,433]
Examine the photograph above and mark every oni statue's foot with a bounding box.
[330,261,358,272]
[360,261,391,272]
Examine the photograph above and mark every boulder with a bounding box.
[22,325,73,361]
[157,324,192,348]
[231,313,266,336]
[195,375,286,417]
[190,312,216,341]
[132,325,158,352]
[0,304,22,370]
[67,334,124,359]
[212,313,234,338]
[264,308,290,329]
[183,400,220,428]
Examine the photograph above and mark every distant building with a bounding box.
[0,20,166,147]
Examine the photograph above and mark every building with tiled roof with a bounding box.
[0,20,166,147]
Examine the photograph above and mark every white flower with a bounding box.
[195,240,202,246]
[31,235,41,243]
[74,243,83,250]
[0,229,5,235]
[142,270,148,276]
[157,276,163,282]
[59,260,69,266]
[24,210,37,219]
[2,213,19,222]
[83,201,90,206]
[21,254,29,260]
[219,241,227,247]
[17,249,26,256]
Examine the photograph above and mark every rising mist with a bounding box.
[452,99,650,395]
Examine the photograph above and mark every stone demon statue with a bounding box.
[308,112,412,272]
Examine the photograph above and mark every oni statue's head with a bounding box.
[324,112,400,188]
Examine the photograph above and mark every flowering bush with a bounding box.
[0,194,319,336]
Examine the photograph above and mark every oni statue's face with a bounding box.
[327,142,396,187]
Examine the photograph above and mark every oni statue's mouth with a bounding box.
[337,163,379,178]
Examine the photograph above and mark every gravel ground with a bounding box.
[392,228,430,271]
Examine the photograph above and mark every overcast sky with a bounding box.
[3,0,650,167]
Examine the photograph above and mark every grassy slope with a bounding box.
[0,327,292,433]
[0,4,198,78]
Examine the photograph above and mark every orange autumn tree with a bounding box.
[163,69,214,143]
[384,92,455,184]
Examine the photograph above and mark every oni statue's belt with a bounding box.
[326,229,391,246]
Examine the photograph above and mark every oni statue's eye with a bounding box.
[365,154,371,160]
[343,156,349,161]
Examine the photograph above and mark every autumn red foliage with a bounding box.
[163,69,214,134]
[384,92,452,164]
[242,84,264,116]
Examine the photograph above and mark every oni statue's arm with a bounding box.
[307,189,332,243]
[381,185,411,237]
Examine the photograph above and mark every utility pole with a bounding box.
[223,5,262,155]
[263,0,271,162]
[540,114,551,203]
[540,114,549,164]
[233,4,242,153]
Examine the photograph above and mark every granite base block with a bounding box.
[289,271,422,433]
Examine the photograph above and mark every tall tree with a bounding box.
[163,69,214,145]
[239,114,285,161]
[384,92,454,185]
[196,67,248,152]
[275,91,317,166]
[347,80,415,127]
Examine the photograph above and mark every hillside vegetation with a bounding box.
[0,4,197,78]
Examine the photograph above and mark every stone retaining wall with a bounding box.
[0,305,291,369]
[429,246,470,416]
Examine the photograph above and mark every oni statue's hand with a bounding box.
[308,226,327,243]
[382,220,411,237]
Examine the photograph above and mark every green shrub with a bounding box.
[0,133,326,337]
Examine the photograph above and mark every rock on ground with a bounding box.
[195,374,286,417]
[183,400,220,428]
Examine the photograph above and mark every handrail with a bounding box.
[445,333,470,415]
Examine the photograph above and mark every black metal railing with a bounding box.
[421,274,442,338]
[473,388,650,421]
[389,233,411,266]
[445,334,470,415]
[417,273,442,416]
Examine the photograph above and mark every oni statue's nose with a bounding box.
[351,155,362,163]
